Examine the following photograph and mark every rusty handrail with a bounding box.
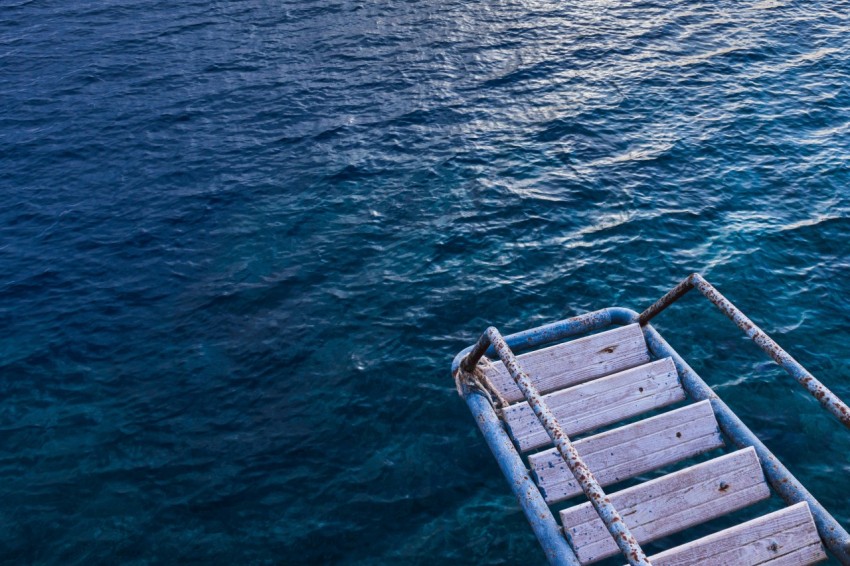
[639,273,850,430]
[461,327,653,566]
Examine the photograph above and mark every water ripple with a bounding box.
[2,0,850,563]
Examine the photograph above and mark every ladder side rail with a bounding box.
[463,390,581,566]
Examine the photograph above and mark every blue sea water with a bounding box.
[2,0,850,563]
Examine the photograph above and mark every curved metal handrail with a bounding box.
[639,273,850,430]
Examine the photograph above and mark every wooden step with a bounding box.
[483,324,650,405]
[530,400,723,504]
[645,502,827,565]
[561,447,770,564]
[504,357,684,452]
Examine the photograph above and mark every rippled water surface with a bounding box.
[2,0,850,563]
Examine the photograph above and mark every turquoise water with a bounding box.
[2,0,850,563]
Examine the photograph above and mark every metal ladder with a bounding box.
[452,274,850,565]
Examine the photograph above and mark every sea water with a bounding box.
[1,0,849,563]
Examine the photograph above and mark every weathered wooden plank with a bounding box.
[483,323,650,404]
[530,400,723,504]
[645,502,826,566]
[504,358,684,452]
[561,447,770,564]
[766,545,830,566]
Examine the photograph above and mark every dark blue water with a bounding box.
[2,0,850,563]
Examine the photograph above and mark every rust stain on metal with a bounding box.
[638,273,850,430]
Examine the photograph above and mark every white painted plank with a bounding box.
[646,502,826,566]
[483,323,650,404]
[504,358,684,452]
[530,400,723,504]
[561,447,770,564]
